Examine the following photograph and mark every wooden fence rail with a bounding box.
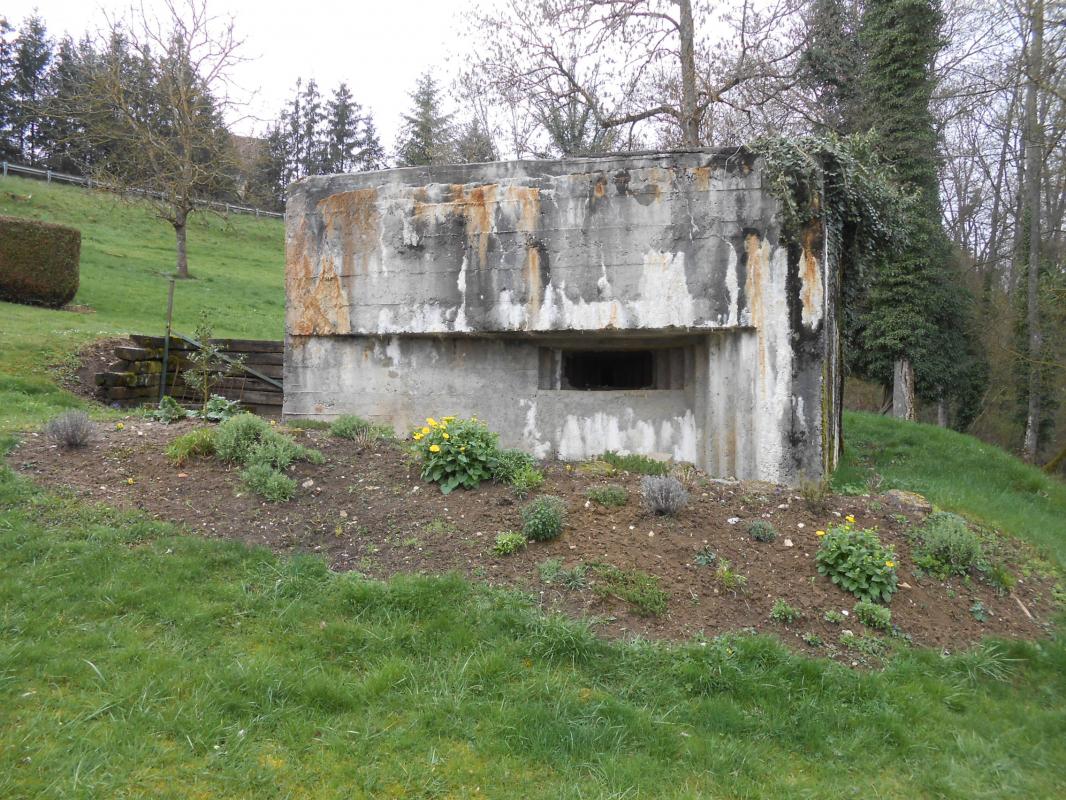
[96,335,284,414]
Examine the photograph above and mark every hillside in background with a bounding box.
[0,175,284,432]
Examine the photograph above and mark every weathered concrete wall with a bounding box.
[284,150,841,484]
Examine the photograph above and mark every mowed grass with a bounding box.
[0,174,283,432]
[835,411,1066,566]
[1,462,1065,799]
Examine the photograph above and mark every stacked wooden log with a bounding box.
[95,335,283,414]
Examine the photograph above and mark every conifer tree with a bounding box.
[12,13,51,164]
[324,82,361,173]
[357,112,387,171]
[0,16,17,160]
[395,73,454,166]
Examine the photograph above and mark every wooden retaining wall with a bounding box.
[95,335,283,414]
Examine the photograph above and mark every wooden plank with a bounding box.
[96,372,160,388]
[128,334,281,353]
[114,345,161,361]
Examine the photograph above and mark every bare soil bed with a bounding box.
[11,419,1058,661]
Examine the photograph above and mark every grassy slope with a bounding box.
[1,176,1065,797]
[835,412,1066,566]
[0,174,283,433]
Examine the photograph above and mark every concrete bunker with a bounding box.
[283,149,842,485]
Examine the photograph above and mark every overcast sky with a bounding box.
[5,0,483,147]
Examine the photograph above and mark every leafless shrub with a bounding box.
[640,475,689,516]
[44,410,93,448]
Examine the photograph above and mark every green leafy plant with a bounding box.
[800,477,831,511]
[970,601,988,623]
[600,451,669,476]
[587,484,628,508]
[748,520,778,543]
[412,415,498,494]
[165,427,216,465]
[330,414,371,440]
[823,609,845,625]
[149,395,187,424]
[216,413,322,468]
[520,495,566,542]
[983,561,1017,596]
[537,558,563,583]
[509,465,545,498]
[240,463,296,502]
[492,531,527,556]
[284,419,330,431]
[770,599,801,624]
[816,524,899,603]
[802,632,824,647]
[914,512,982,578]
[854,600,892,631]
[200,395,242,422]
[589,563,668,616]
[715,559,747,593]
[537,558,587,589]
[694,546,717,567]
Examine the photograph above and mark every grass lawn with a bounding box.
[1,176,1065,797]
[0,174,283,434]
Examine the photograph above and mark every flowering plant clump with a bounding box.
[412,415,499,494]
[815,521,899,604]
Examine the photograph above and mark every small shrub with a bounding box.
[0,215,80,308]
[165,427,217,465]
[181,317,245,411]
[330,414,371,440]
[694,546,717,567]
[490,449,536,483]
[217,413,322,468]
[815,524,898,603]
[802,632,824,647]
[44,410,93,448]
[715,559,748,593]
[853,600,892,630]
[510,465,544,498]
[970,601,989,623]
[823,609,845,625]
[800,477,831,511]
[149,395,187,424]
[492,531,527,556]
[199,394,242,422]
[241,463,296,502]
[770,599,801,624]
[590,563,668,616]
[521,495,566,541]
[747,520,778,543]
[587,484,628,507]
[914,512,982,578]
[640,475,689,515]
[413,415,498,494]
[600,451,669,476]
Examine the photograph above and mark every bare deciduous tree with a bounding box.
[68,0,243,279]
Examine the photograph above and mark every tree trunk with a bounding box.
[893,358,916,421]
[174,208,190,279]
[678,0,699,146]
[1022,0,1044,463]
[937,397,949,428]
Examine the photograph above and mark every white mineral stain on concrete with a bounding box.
[631,251,695,328]
[555,409,698,463]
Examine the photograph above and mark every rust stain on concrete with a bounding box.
[693,166,711,193]
[800,222,824,324]
[319,189,380,277]
[286,220,351,336]
[744,232,766,379]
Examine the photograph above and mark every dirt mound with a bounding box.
[11,420,1058,661]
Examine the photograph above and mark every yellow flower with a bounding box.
[443,416,456,422]
[845,514,856,523]
[460,446,466,452]
[429,444,441,453]
[126,477,135,485]
[885,560,895,568]
[421,426,430,435]
[442,433,450,440]
[115,422,125,430]
[413,432,423,440]
[427,417,438,427]
[816,530,826,537]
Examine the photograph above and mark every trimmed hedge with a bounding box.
[0,215,81,308]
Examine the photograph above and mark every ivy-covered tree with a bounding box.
[854,0,985,423]
[798,0,863,133]
[395,73,454,166]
